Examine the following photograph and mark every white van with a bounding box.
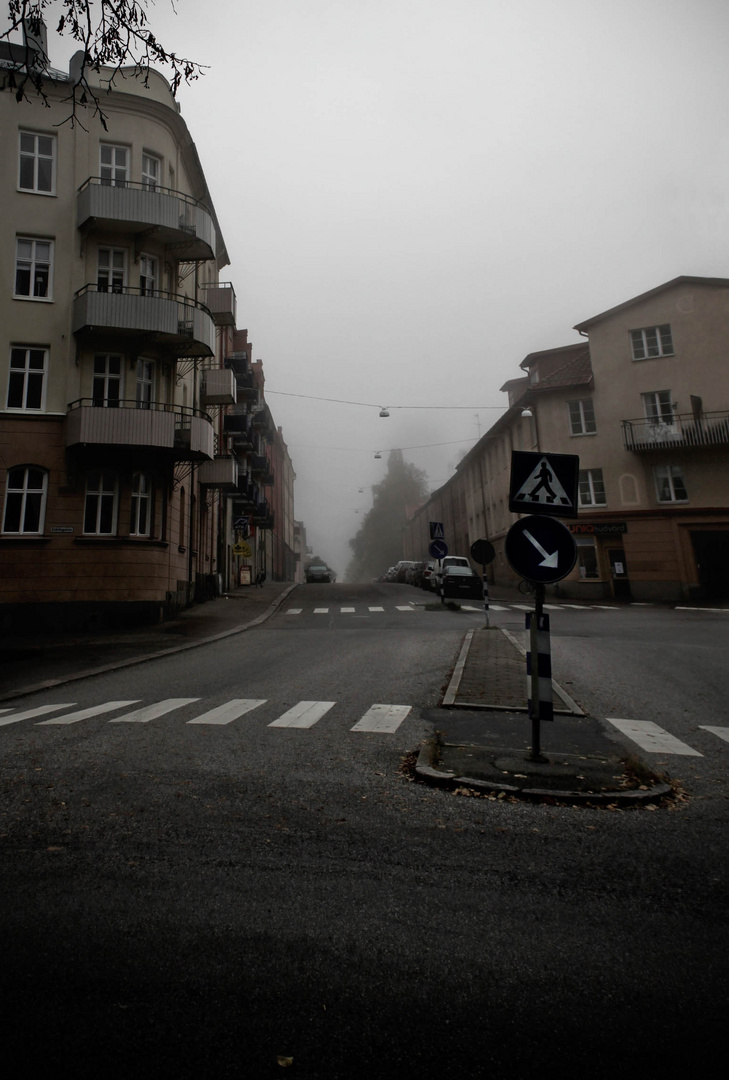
[432,556,470,595]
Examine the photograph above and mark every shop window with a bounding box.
[576,537,599,579]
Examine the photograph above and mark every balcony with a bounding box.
[201,368,237,406]
[622,411,729,451]
[73,285,216,358]
[65,399,214,461]
[77,178,216,261]
[250,454,275,485]
[198,457,238,489]
[200,282,237,326]
[224,353,249,379]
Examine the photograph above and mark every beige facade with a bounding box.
[0,41,295,627]
[403,277,729,601]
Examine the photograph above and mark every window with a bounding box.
[139,254,157,297]
[654,465,688,503]
[142,153,161,191]
[2,466,47,534]
[100,144,128,186]
[578,468,606,507]
[15,238,53,299]
[18,131,55,194]
[92,355,122,407]
[97,247,126,293]
[575,537,599,579]
[135,358,154,408]
[642,390,674,423]
[6,347,47,410]
[568,398,596,435]
[130,473,152,536]
[84,471,118,534]
[630,324,673,360]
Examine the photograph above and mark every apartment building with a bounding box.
[404,277,729,601]
[0,35,294,627]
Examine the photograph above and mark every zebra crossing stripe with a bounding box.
[108,698,200,723]
[351,704,411,733]
[395,606,415,611]
[285,608,302,614]
[0,704,77,727]
[313,608,329,614]
[341,607,355,612]
[187,699,267,725]
[38,700,140,725]
[268,701,336,729]
[699,726,729,744]
[606,718,703,756]
[368,606,384,612]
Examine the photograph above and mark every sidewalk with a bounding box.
[0,581,297,702]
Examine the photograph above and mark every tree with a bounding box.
[346,451,429,583]
[1,1,204,127]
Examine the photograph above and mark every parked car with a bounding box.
[431,556,471,594]
[420,561,437,590]
[392,560,416,583]
[306,564,332,583]
[440,565,484,601]
[407,561,426,586]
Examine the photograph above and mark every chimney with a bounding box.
[22,17,48,69]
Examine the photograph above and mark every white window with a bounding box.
[6,347,47,410]
[642,390,674,423]
[130,473,152,536]
[576,536,599,579]
[97,248,126,293]
[654,465,688,503]
[92,355,123,407]
[84,471,118,534]
[578,469,606,507]
[142,153,161,191]
[568,398,596,436]
[15,238,53,299]
[139,254,157,297]
[18,131,55,194]
[135,358,154,408]
[2,466,47,534]
[630,324,673,360]
[100,144,129,186]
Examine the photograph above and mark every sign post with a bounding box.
[470,538,496,628]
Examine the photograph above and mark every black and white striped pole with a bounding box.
[470,539,496,630]
[526,583,552,762]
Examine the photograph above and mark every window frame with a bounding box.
[6,346,48,411]
[654,464,688,504]
[135,357,155,408]
[84,471,119,535]
[139,253,158,297]
[630,324,674,361]
[14,236,54,301]
[2,465,48,535]
[97,247,127,294]
[18,131,56,195]
[99,143,129,187]
[92,354,123,408]
[578,468,607,508]
[141,152,161,191]
[568,398,596,436]
[130,472,153,537]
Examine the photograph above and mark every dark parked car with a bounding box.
[407,561,427,586]
[306,564,332,583]
[440,565,484,601]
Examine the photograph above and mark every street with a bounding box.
[1,583,728,1078]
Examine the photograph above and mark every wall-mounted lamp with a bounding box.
[521,408,533,418]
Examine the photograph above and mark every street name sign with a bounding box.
[504,515,577,584]
[508,451,579,519]
[428,539,448,559]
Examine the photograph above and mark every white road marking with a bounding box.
[606,718,703,756]
[593,605,619,610]
[487,603,510,610]
[313,608,329,614]
[0,704,76,727]
[285,608,302,614]
[108,698,199,723]
[187,699,267,725]
[395,606,415,611]
[368,606,384,612]
[268,701,336,729]
[676,606,729,613]
[341,607,355,612]
[560,604,589,609]
[699,726,729,743]
[351,704,411,733]
[38,700,140,725]
[511,603,533,611]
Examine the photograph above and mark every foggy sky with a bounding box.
[34,0,729,574]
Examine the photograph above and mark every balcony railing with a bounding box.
[200,282,237,326]
[622,411,729,451]
[65,399,214,461]
[201,368,237,405]
[73,285,216,358]
[77,178,216,261]
[198,457,238,489]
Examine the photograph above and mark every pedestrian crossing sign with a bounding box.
[508,451,579,519]
[429,521,445,540]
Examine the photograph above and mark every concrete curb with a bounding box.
[0,584,298,703]
[414,743,673,806]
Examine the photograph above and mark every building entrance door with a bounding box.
[690,531,729,599]
[608,547,631,599]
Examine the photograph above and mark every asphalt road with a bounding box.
[1,583,727,1078]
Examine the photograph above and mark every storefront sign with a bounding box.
[569,522,627,536]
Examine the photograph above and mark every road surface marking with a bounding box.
[560,604,589,609]
[340,607,356,612]
[109,698,199,723]
[351,704,412,733]
[606,718,703,756]
[268,701,336,728]
[187,699,267,725]
[511,603,533,611]
[395,606,415,611]
[285,608,302,614]
[487,603,510,610]
[313,608,329,614]
[368,606,384,612]
[593,605,619,610]
[676,606,729,613]
[0,704,76,727]
[699,726,729,743]
[37,701,140,725]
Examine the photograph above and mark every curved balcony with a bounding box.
[73,285,216,358]
[77,178,216,261]
[65,399,214,461]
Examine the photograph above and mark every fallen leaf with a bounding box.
[277,1055,294,1067]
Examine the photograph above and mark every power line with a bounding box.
[266,390,504,410]
[287,438,476,453]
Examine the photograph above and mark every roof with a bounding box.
[573,276,729,331]
[531,346,592,391]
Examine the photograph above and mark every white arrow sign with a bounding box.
[523,528,559,568]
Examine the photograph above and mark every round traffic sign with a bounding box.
[470,538,496,565]
[428,539,449,559]
[504,515,577,584]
